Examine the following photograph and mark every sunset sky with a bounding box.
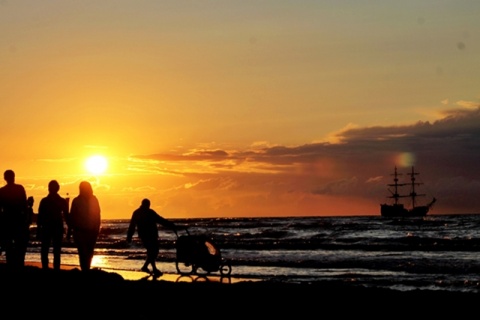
[1,1,479,219]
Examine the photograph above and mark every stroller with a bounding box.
[175,228,232,276]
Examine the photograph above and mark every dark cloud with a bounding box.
[131,106,480,215]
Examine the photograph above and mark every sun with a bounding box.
[85,155,108,175]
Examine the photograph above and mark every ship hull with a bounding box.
[380,204,429,217]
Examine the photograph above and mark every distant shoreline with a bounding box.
[27,212,480,223]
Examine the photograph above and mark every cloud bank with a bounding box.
[127,105,480,217]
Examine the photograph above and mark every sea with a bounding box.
[13,213,480,294]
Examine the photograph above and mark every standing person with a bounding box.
[37,180,69,270]
[26,196,35,227]
[23,196,35,252]
[126,198,177,277]
[24,196,35,252]
[68,181,101,272]
[0,169,28,269]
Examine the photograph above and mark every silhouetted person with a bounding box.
[27,196,35,225]
[127,198,177,277]
[37,180,69,270]
[68,181,101,271]
[25,196,35,249]
[0,170,28,269]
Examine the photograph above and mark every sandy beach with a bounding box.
[1,262,478,318]
[21,260,257,283]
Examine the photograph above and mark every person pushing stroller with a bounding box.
[126,198,177,277]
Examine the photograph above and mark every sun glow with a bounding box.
[85,155,108,175]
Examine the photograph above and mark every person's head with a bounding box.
[141,198,150,209]
[79,181,93,197]
[48,180,60,194]
[4,170,15,184]
[27,196,34,207]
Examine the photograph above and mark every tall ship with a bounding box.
[380,166,436,217]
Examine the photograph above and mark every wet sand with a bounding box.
[21,260,257,283]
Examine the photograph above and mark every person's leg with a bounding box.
[140,238,153,272]
[148,242,162,277]
[146,246,157,269]
[74,230,97,271]
[4,238,15,268]
[2,225,16,268]
[17,227,29,267]
[141,260,150,273]
[40,233,51,269]
[0,222,5,256]
[73,230,88,271]
[52,228,63,271]
[80,245,92,271]
[141,244,154,272]
[77,244,86,270]
[141,246,150,271]
[82,231,99,271]
[11,227,27,268]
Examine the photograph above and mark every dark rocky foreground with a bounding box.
[1,264,478,317]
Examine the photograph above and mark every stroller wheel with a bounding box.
[175,260,195,275]
[219,261,232,276]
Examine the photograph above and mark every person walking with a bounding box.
[0,169,28,269]
[68,181,101,272]
[37,180,69,270]
[126,198,177,277]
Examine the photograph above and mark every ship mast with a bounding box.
[387,166,406,204]
[407,166,425,208]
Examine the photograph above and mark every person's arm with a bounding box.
[94,197,101,232]
[66,197,76,240]
[126,212,137,242]
[21,187,28,221]
[155,213,177,233]
[62,197,70,238]
[37,199,44,227]
[36,199,44,239]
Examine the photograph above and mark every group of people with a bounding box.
[0,169,177,277]
[0,170,101,272]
